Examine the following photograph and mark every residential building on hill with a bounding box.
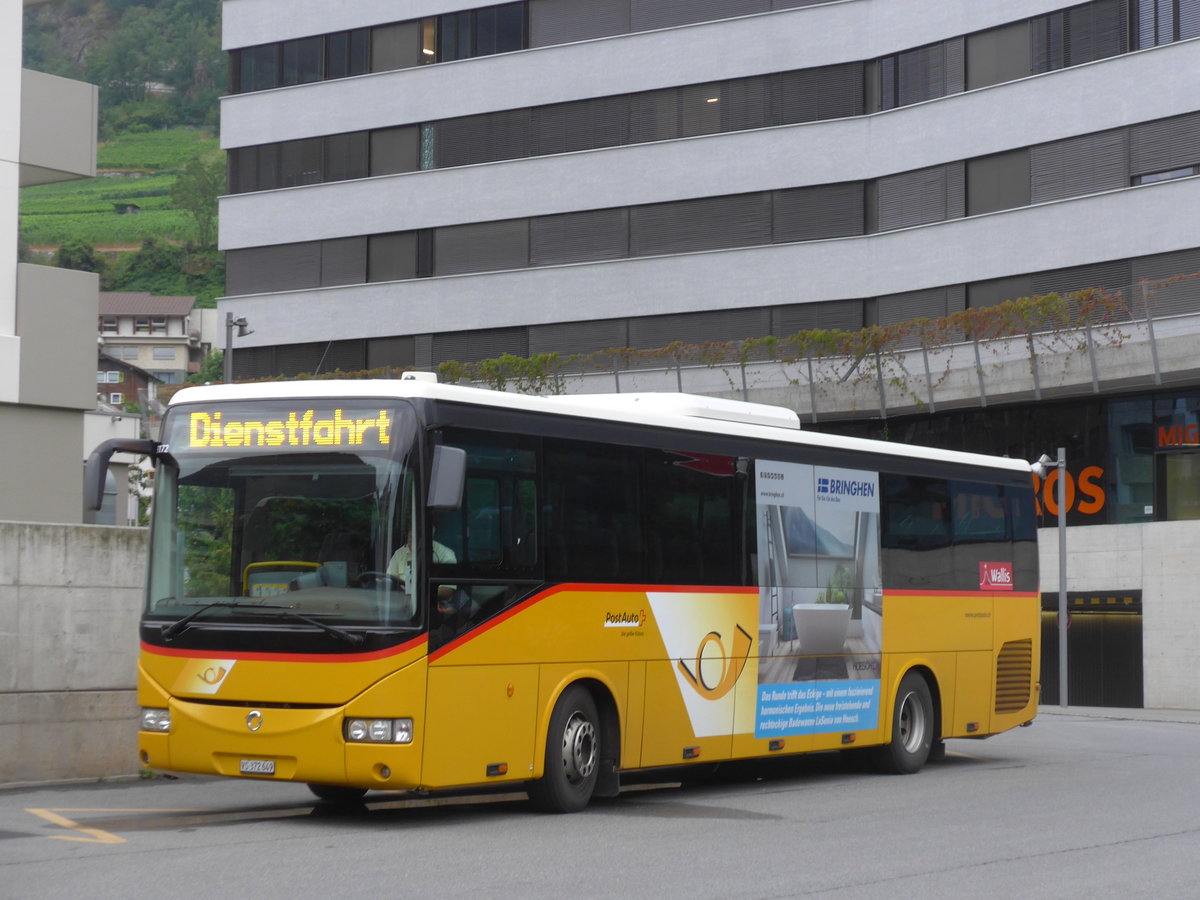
[98,292,208,386]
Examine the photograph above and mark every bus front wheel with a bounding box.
[528,685,599,813]
[873,671,934,775]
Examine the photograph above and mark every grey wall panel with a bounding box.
[433,327,528,365]
[314,339,368,374]
[368,232,418,282]
[370,126,419,176]
[967,149,1031,216]
[773,182,864,242]
[773,299,864,334]
[877,165,950,231]
[1030,129,1129,203]
[529,0,630,47]
[275,341,332,377]
[967,22,1033,90]
[1031,259,1132,296]
[1066,0,1128,65]
[531,208,629,266]
[435,109,531,168]
[874,287,958,325]
[944,36,966,95]
[320,237,367,286]
[367,335,416,369]
[529,319,630,356]
[628,307,771,350]
[531,96,629,156]
[226,243,320,295]
[631,193,771,256]
[774,63,863,125]
[1131,248,1200,316]
[435,220,529,275]
[630,0,770,32]
[968,274,1033,308]
[1130,112,1200,176]
[717,76,772,133]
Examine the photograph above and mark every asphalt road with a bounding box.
[1,707,1198,900]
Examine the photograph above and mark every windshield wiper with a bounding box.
[160,601,364,646]
[272,609,365,647]
[160,601,288,641]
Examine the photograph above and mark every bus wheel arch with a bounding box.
[529,679,620,812]
[873,667,937,775]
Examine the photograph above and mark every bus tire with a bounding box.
[873,671,934,775]
[307,783,367,805]
[528,685,600,813]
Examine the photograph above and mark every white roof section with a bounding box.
[166,379,1032,475]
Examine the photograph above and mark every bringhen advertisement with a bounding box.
[753,459,883,737]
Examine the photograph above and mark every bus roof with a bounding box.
[167,378,1032,475]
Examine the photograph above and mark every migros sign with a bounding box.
[1032,466,1106,517]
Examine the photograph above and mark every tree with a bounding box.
[171,155,224,247]
[186,349,224,385]
[53,238,108,275]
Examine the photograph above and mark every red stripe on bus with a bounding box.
[883,589,1040,598]
[141,633,427,664]
[428,583,757,662]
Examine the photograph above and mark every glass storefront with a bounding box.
[819,386,1200,528]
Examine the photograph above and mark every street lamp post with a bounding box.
[1036,449,1069,708]
[223,313,253,383]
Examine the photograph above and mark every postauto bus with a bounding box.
[87,375,1039,812]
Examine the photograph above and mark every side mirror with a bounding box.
[427,445,466,509]
[84,438,157,511]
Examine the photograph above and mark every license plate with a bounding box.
[240,758,275,775]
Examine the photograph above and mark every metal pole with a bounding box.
[1057,447,1068,708]
[223,312,233,383]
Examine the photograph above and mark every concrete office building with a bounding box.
[3,0,100,523]
[218,0,1200,709]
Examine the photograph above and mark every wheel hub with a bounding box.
[561,711,597,784]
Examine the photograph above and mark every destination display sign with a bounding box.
[163,405,397,454]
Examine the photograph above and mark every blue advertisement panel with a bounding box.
[754,459,883,738]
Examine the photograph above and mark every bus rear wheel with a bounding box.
[872,671,934,775]
[528,685,599,813]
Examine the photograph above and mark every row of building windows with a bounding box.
[228,244,1200,379]
[230,3,527,93]
[102,345,178,361]
[227,0,1197,193]
[227,0,842,94]
[225,109,1200,297]
[99,316,171,334]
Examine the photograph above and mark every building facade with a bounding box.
[220,0,1200,376]
[218,0,1200,709]
[98,291,206,386]
[3,0,99,523]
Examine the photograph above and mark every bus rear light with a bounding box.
[141,708,171,732]
[345,718,413,744]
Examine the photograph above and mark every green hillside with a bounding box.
[20,128,220,249]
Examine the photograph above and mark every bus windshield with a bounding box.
[146,400,419,634]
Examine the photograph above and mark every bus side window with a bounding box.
[544,439,642,584]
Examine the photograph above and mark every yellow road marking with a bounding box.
[24,808,193,844]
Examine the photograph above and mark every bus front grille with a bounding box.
[995,638,1033,713]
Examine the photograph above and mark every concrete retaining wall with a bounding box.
[0,521,145,784]
[1040,519,1200,710]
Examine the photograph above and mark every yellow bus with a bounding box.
[88,375,1039,812]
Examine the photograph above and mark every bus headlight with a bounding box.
[141,708,171,732]
[345,718,413,744]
